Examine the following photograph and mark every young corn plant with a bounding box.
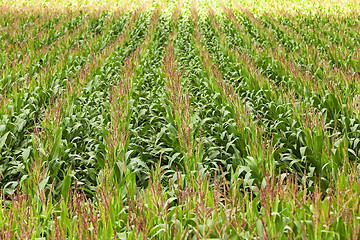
[1,0,360,238]
[106,53,138,172]
[25,93,64,199]
[163,42,199,172]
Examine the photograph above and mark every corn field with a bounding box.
[1,0,360,238]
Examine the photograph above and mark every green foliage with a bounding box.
[0,0,360,238]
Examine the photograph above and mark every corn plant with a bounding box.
[1,0,360,238]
